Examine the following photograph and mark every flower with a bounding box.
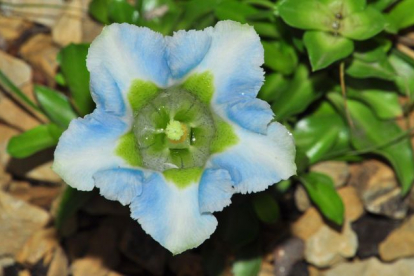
[53,20,296,254]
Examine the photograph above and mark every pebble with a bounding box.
[0,190,50,257]
[310,161,350,188]
[321,257,414,276]
[349,160,408,219]
[379,215,414,261]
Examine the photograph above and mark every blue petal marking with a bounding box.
[53,108,128,191]
[199,169,234,213]
[129,172,217,255]
[94,168,144,206]
[226,98,274,134]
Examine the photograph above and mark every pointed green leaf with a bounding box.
[294,102,351,163]
[341,7,385,40]
[347,89,403,119]
[329,93,414,195]
[301,172,345,225]
[370,0,398,11]
[215,0,258,23]
[108,0,140,24]
[304,31,354,71]
[7,124,63,158]
[271,65,322,120]
[258,73,290,102]
[320,0,365,15]
[279,0,334,31]
[386,0,414,33]
[346,57,396,80]
[35,86,77,128]
[232,257,262,276]
[60,44,94,116]
[389,51,414,97]
[262,41,298,75]
[89,0,110,24]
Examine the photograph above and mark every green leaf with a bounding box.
[353,39,392,63]
[232,257,262,276]
[341,7,385,40]
[386,0,414,33]
[89,0,110,24]
[55,186,94,230]
[294,102,351,163]
[215,0,258,23]
[252,193,280,224]
[7,124,63,159]
[176,0,216,30]
[346,57,396,80]
[300,172,345,225]
[304,31,354,71]
[370,0,398,11]
[35,86,77,128]
[320,0,365,15]
[251,22,280,38]
[329,93,414,195]
[258,73,290,102]
[279,0,333,31]
[271,65,324,120]
[347,89,403,119]
[108,0,140,24]
[60,44,94,116]
[262,41,298,75]
[389,51,414,97]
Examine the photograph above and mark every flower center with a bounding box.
[165,120,187,143]
[133,87,215,172]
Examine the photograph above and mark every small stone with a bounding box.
[352,215,401,259]
[349,160,408,219]
[304,222,358,268]
[47,246,68,276]
[16,228,59,266]
[0,190,50,257]
[379,215,414,261]
[294,185,311,212]
[258,261,273,276]
[287,261,309,276]
[52,0,82,46]
[310,161,350,188]
[338,186,364,222]
[71,257,122,276]
[20,34,59,83]
[322,257,414,276]
[0,16,32,46]
[273,238,305,276]
[291,208,324,240]
[0,166,11,190]
[0,51,38,130]
[81,14,103,43]
[0,0,64,27]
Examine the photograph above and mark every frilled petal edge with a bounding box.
[208,121,297,194]
[53,109,129,191]
[130,173,217,255]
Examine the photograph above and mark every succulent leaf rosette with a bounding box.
[53,21,296,254]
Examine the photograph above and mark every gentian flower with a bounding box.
[53,21,296,254]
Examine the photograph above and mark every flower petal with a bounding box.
[87,23,170,116]
[166,29,212,79]
[199,169,234,213]
[53,109,128,191]
[167,21,264,103]
[225,98,274,134]
[93,168,143,206]
[208,122,296,194]
[130,173,217,254]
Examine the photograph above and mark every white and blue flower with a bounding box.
[53,21,296,254]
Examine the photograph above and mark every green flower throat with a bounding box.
[116,72,238,183]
